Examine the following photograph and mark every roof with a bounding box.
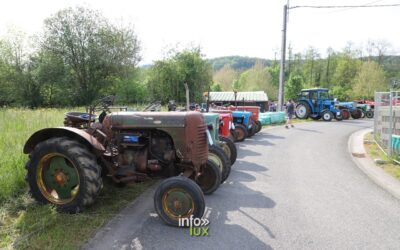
[209,91,268,102]
[301,88,329,92]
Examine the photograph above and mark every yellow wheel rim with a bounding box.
[36,153,80,205]
[161,188,195,220]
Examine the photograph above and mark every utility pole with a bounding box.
[277,4,288,111]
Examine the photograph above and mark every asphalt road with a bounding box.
[85,119,400,250]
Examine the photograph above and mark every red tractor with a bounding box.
[228,106,262,136]
[210,110,237,142]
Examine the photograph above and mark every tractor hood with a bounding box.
[103,111,201,129]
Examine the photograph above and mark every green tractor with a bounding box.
[23,96,219,226]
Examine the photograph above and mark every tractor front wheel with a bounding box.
[208,145,231,183]
[234,124,248,142]
[366,111,374,118]
[26,137,103,213]
[219,136,237,165]
[295,103,311,119]
[321,111,333,122]
[154,176,205,227]
[335,111,343,121]
[196,160,221,194]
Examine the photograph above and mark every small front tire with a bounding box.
[154,176,205,227]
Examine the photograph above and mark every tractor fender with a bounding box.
[23,127,105,154]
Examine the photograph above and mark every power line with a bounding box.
[289,3,400,9]
[326,0,386,14]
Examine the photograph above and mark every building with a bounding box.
[207,91,269,112]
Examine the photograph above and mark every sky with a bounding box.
[0,0,399,64]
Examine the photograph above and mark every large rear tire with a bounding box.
[341,109,350,120]
[219,136,237,165]
[208,145,231,183]
[351,109,362,119]
[255,121,262,133]
[154,176,205,227]
[196,160,221,194]
[295,102,311,119]
[234,124,248,142]
[26,137,103,213]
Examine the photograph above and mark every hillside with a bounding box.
[208,56,273,71]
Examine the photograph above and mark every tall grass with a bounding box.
[0,108,70,202]
[0,108,155,249]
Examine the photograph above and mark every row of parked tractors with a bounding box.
[23,96,262,227]
[295,88,374,122]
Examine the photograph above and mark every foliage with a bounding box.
[353,61,387,99]
[285,74,304,101]
[208,56,272,71]
[147,47,212,103]
[41,6,141,105]
[237,60,277,100]
[212,64,239,91]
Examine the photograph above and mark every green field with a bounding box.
[0,108,154,249]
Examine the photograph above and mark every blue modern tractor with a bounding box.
[295,88,343,122]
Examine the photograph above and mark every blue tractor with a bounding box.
[295,88,343,122]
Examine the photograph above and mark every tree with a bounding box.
[353,61,387,99]
[212,64,238,91]
[237,60,277,100]
[41,6,141,105]
[285,74,303,101]
[147,47,212,103]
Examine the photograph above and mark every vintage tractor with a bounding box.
[356,103,374,118]
[336,102,363,120]
[295,88,343,122]
[231,111,253,141]
[203,113,237,169]
[208,109,237,141]
[228,106,262,135]
[23,97,220,226]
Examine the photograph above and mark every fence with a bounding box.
[374,91,400,163]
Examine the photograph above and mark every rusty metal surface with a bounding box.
[104,112,189,128]
[229,106,260,121]
[24,127,105,154]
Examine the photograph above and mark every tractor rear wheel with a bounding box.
[295,102,311,119]
[196,160,221,194]
[366,111,374,118]
[208,145,231,183]
[26,137,103,213]
[247,122,256,137]
[234,124,248,142]
[321,111,333,122]
[255,121,262,133]
[351,109,362,119]
[341,109,350,120]
[360,109,366,118]
[229,129,237,142]
[154,176,205,227]
[219,136,237,165]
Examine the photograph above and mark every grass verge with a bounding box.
[0,108,155,249]
[364,132,400,180]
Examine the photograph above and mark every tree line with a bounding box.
[212,44,400,101]
[1,6,398,107]
[0,7,212,107]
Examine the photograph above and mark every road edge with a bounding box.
[82,182,159,250]
[348,128,400,200]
